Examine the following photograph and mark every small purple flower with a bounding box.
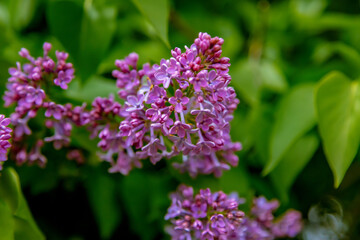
[190,70,209,92]
[44,120,72,149]
[194,139,216,154]
[145,104,163,122]
[147,85,167,104]
[165,199,184,220]
[169,121,192,138]
[179,49,196,68]
[154,58,179,88]
[24,86,46,106]
[190,107,216,122]
[141,138,166,156]
[272,210,303,238]
[125,94,145,112]
[28,140,47,167]
[191,202,208,219]
[108,152,132,175]
[168,135,195,154]
[210,214,228,235]
[0,115,12,135]
[45,102,65,120]
[251,197,279,225]
[11,114,32,139]
[54,68,74,89]
[0,115,12,165]
[169,90,189,113]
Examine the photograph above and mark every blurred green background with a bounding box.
[1,0,360,239]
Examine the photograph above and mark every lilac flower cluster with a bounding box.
[165,185,303,240]
[3,43,78,167]
[0,115,12,170]
[3,33,241,177]
[112,32,241,177]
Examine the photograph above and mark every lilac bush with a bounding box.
[0,32,307,239]
[165,185,303,240]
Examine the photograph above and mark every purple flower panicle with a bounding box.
[111,32,241,177]
[3,43,77,167]
[165,185,303,240]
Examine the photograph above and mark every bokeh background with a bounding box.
[1,0,360,239]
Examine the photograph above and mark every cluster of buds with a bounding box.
[165,185,303,240]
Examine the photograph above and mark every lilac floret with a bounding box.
[169,89,189,113]
[54,68,74,89]
[0,115,12,168]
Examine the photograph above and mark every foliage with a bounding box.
[0,0,360,239]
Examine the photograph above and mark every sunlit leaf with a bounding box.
[230,59,261,106]
[9,0,38,30]
[260,61,288,93]
[77,4,117,81]
[231,60,287,107]
[264,84,316,174]
[0,200,14,239]
[47,0,117,82]
[315,72,360,187]
[132,0,170,48]
[0,168,45,240]
[290,0,327,18]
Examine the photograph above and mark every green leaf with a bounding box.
[65,76,117,103]
[219,163,251,195]
[315,72,360,187]
[13,217,44,240]
[271,132,319,202]
[9,0,38,31]
[260,61,288,93]
[290,0,327,18]
[0,168,20,213]
[313,42,360,75]
[132,0,170,48]
[230,59,261,106]
[251,104,275,165]
[264,84,317,174]
[0,168,45,240]
[231,60,288,107]
[120,171,171,240]
[47,0,117,82]
[0,200,14,239]
[46,0,83,58]
[77,3,117,81]
[85,169,121,239]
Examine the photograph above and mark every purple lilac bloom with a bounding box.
[112,32,241,177]
[2,43,77,167]
[165,185,303,240]
[0,115,12,169]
